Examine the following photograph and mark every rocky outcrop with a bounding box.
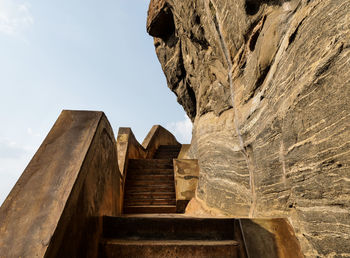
[147,0,350,256]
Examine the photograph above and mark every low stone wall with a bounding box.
[241,218,304,258]
[185,197,303,257]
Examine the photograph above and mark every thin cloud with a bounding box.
[27,127,41,137]
[0,0,33,35]
[0,137,35,205]
[0,155,30,205]
[166,115,193,143]
[0,138,31,159]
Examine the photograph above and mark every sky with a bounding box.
[0,0,192,205]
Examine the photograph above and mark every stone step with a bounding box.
[127,168,173,175]
[154,149,180,153]
[102,216,236,240]
[124,185,175,193]
[125,180,174,187]
[100,239,239,258]
[153,145,181,159]
[153,154,180,159]
[127,174,174,181]
[128,159,173,169]
[124,192,175,199]
[154,150,180,153]
[154,148,180,152]
[125,186,174,193]
[123,205,177,214]
[154,151,180,154]
[124,199,176,206]
[124,197,176,203]
[157,144,182,148]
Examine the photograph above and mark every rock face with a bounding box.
[147,0,350,256]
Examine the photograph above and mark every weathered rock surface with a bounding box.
[148,0,350,256]
[174,159,200,212]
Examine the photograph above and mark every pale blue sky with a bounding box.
[0,0,192,205]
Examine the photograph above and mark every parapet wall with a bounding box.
[0,110,121,257]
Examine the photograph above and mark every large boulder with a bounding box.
[147,0,350,256]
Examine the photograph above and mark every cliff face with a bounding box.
[147,0,350,256]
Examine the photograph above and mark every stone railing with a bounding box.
[0,110,121,257]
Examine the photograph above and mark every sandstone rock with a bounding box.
[148,0,350,256]
[185,197,226,218]
[147,0,174,39]
[174,159,200,212]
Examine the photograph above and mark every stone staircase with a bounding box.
[153,145,182,159]
[115,144,246,257]
[123,145,181,214]
[0,117,300,258]
[99,216,241,258]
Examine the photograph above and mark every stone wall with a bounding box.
[0,111,121,257]
[147,0,350,256]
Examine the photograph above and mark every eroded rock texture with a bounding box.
[147,0,350,256]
